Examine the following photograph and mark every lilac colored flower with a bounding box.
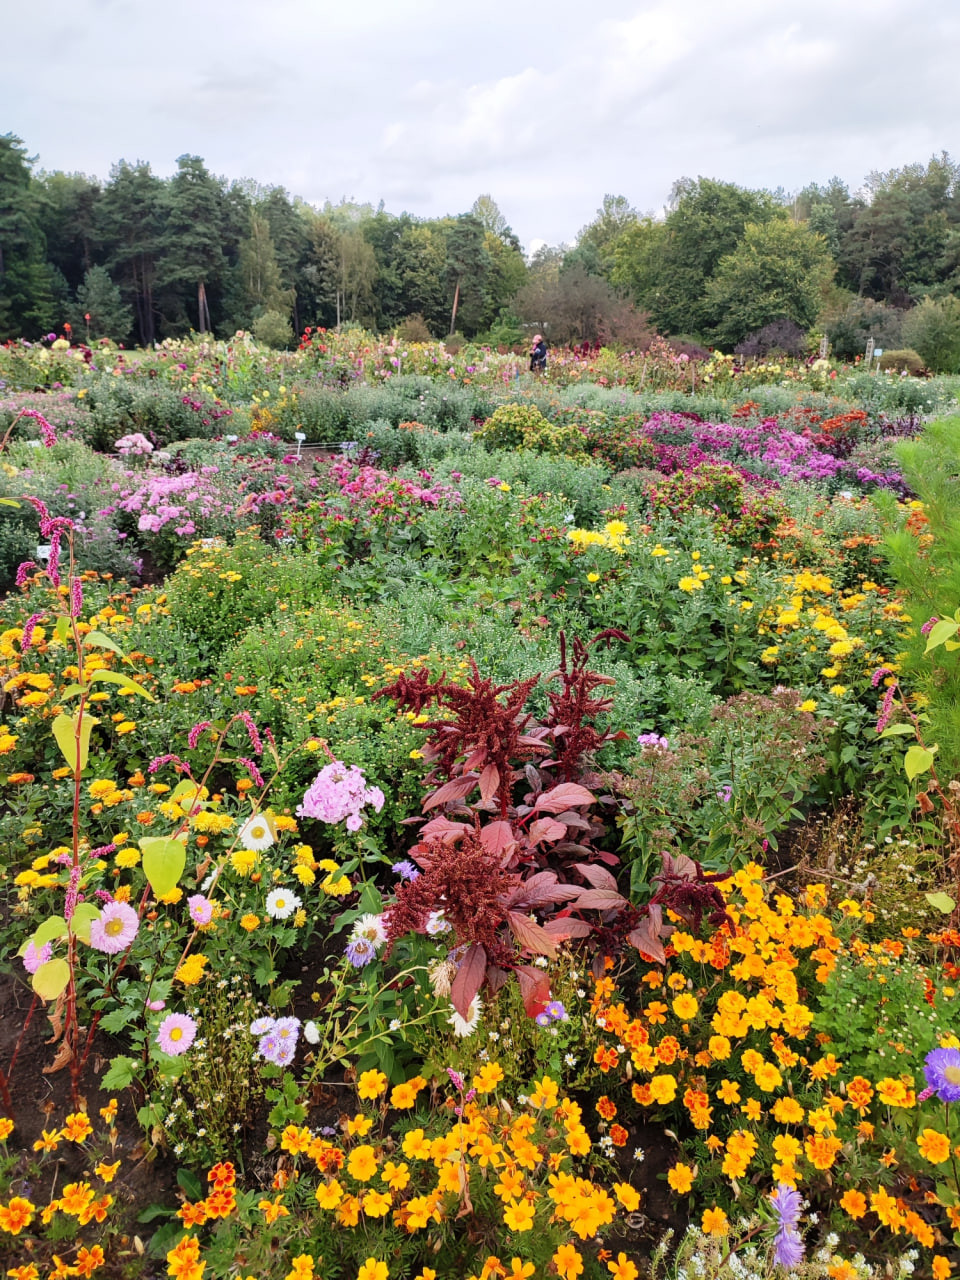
[345,936,377,968]
[392,860,420,881]
[773,1226,804,1270]
[250,1016,276,1036]
[22,940,52,974]
[921,616,940,637]
[273,1016,300,1043]
[272,1038,297,1067]
[146,999,166,1012]
[90,900,139,954]
[924,1047,960,1101]
[258,1033,281,1063]
[636,733,670,750]
[771,1184,804,1269]
[298,760,383,831]
[156,1012,197,1056]
[535,1012,552,1027]
[772,1184,802,1228]
[187,894,214,926]
[717,784,733,803]
[545,1000,568,1021]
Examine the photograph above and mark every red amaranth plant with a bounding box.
[544,630,629,781]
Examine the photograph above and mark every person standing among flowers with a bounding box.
[529,333,547,373]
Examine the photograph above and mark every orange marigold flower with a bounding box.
[702,1206,729,1237]
[839,1189,867,1219]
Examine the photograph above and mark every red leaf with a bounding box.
[573,863,618,891]
[527,816,567,847]
[571,888,628,911]
[542,917,593,939]
[451,944,487,1019]
[479,821,516,859]
[628,919,666,964]
[506,911,557,958]
[423,774,479,811]
[534,782,595,813]
[420,816,469,843]
[516,964,551,1018]
[479,763,500,804]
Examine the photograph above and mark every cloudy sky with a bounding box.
[5,0,957,248]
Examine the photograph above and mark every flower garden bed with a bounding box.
[0,334,959,1279]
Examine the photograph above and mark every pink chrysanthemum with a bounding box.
[89,901,139,954]
[156,1012,197,1056]
[187,894,214,926]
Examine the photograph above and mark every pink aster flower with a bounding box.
[22,940,52,974]
[187,894,214,926]
[89,901,139,954]
[156,1012,197,1056]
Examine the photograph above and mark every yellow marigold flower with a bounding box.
[175,953,208,986]
[347,1144,378,1182]
[240,913,260,932]
[115,848,140,869]
[472,1062,505,1093]
[672,993,698,1020]
[917,1128,951,1164]
[701,1206,729,1236]
[502,1197,535,1231]
[230,848,258,875]
[357,1070,388,1101]
[89,778,118,799]
[667,1162,695,1194]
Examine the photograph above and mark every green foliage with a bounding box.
[878,348,926,374]
[252,308,294,350]
[75,264,133,342]
[474,402,552,450]
[706,220,835,349]
[902,296,960,373]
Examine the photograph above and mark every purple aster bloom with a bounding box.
[771,1184,804,1270]
[272,1038,297,1066]
[545,1000,568,1021]
[391,860,420,881]
[273,1016,301,1044]
[156,1012,197,1056]
[924,1047,960,1101]
[250,1016,276,1036]
[773,1226,805,1270]
[535,1012,552,1027]
[345,936,377,968]
[717,784,733,803]
[258,1033,281,1063]
[772,1184,802,1229]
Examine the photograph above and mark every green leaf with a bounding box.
[177,1168,203,1200]
[33,958,70,1001]
[32,915,68,947]
[55,616,70,644]
[880,723,915,738]
[904,744,936,781]
[140,837,186,898]
[926,892,956,915]
[71,902,100,945]
[101,1055,138,1090]
[0,498,20,508]
[84,629,129,660]
[57,683,84,701]
[51,710,98,774]
[88,669,155,701]
[925,619,959,653]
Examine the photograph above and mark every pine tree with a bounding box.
[0,134,55,339]
[75,265,133,342]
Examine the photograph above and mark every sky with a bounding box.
[4,0,958,250]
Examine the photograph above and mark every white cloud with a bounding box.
[4,0,958,244]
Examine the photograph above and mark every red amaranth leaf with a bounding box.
[506,911,557,957]
[534,782,595,812]
[527,816,567,847]
[423,774,479,811]
[451,943,487,1019]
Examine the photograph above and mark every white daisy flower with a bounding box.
[447,994,482,1038]
[239,812,276,852]
[349,913,387,948]
[265,888,302,920]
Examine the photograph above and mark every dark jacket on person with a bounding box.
[530,339,547,371]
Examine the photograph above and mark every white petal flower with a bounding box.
[447,995,482,1038]
[239,812,276,852]
[265,888,302,920]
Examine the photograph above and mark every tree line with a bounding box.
[2,134,960,364]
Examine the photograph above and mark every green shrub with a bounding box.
[474,402,551,450]
[902,296,960,374]
[252,309,294,350]
[878,348,925,375]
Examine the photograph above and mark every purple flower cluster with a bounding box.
[535,1000,569,1028]
[251,1014,301,1066]
[297,760,385,832]
[771,1183,804,1269]
[636,733,670,750]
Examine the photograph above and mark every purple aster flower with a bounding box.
[924,1047,960,1101]
[272,1038,297,1067]
[391,860,420,881]
[89,901,139,954]
[771,1184,804,1270]
[345,936,377,968]
[535,1012,552,1027]
[773,1226,805,1270]
[545,1000,568,1021]
[273,1016,301,1045]
[258,1033,281,1063]
[717,784,733,803]
[250,1016,276,1036]
[156,1012,197,1056]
